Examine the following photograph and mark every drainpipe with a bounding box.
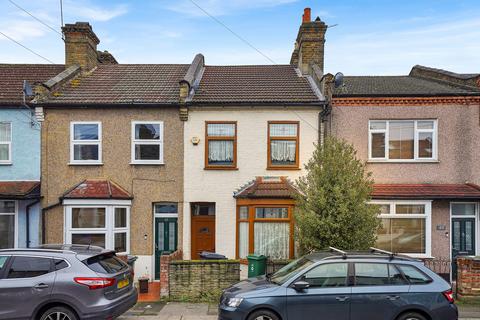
[26,199,40,248]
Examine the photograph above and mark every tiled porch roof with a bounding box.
[0,181,40,199]
[234,177,298,199]
[62,179,132,200]
[372,184,480,200]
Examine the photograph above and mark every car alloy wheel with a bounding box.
[44,312,72,320]
[254,317,273,320]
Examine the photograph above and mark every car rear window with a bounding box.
[85,253,128,274]
[396,264,432,284]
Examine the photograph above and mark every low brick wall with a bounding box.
[267,259,291,274]
[457,257,480,300]
[160,250,183,297]
[169,260,240,300]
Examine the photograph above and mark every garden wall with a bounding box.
[457,257,480,301]
[169,260,240,300]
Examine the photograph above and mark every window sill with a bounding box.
[267,166,301,171]
[130,162,164,165]
[367,160,439,164]
[0,162,12,166]
[204,167,238,171]
[68,162,103,166]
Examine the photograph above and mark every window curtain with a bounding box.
[270,124,297,137]
[271,141,296,162]
[254,222,290,259]
[208,140,233,162]
[0,123,11,142]
[208,123,235,136]
[389,121,414,159]
[239,222,249,259]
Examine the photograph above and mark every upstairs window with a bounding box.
[268,121,299,169]
[369,120,437,161]
[131,121,164,164]
[70,122,102,164]
[0,122,12,164]
[205,122,237,169]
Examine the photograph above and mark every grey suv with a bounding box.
[0,245,137,320]
[219,248,457,320]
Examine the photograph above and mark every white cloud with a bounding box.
[65,2,129,22]
[166,0,298,17]
[0,20,48,41]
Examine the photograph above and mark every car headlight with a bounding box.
[226,297,244,308]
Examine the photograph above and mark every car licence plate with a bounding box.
[118,278,129,289]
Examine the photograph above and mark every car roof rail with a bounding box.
[369,247,397,260]
[0,248,76,254]
[329,246,347,259]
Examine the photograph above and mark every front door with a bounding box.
[452,218,476,277]
[154,217,177,279]
[191,215,216,260]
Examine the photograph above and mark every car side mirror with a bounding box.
[293,280,310,291]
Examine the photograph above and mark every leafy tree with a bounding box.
[295,136,380,254]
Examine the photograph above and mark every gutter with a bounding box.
[26,199,40,248]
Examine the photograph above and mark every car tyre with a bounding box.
[247,309,281,320]
[396,312,428,320]
[40,306,78,320]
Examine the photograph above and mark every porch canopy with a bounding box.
[234,176,298,199]
[0,181,40,200]
[61,179,132,200]
[372,183,480,200]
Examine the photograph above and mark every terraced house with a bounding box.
[331,65,480,278]
[0,64,63,249]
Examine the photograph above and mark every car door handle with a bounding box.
[335,296,349,302]
[386,295,400,301]
[34,283,49,289]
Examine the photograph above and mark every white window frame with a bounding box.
[449,202,480,258]
[64,202,130,254]
[131,121,164,165]
[0,122,12,165]
[0,200,18,248]
[371,200,432,258]
[70,121,102,165]
[368,120,437,162]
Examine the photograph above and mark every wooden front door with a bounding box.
[191,215,215,259]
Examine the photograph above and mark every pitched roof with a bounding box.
[334,75,480,97]
[44,64,190,105]
[192,65,322,104]
[62,179,132,200]
[0,181,40,199]
[0,64,65,106]
[372,184,480,200]
[234,176,298,199]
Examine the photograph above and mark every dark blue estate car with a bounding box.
[219,250,457,320]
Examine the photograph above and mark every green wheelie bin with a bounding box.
[247,254,267,278]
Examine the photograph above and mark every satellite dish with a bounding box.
[334,72,344,88]
[23,80,34,97]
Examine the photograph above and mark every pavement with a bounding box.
[119,302,480,320]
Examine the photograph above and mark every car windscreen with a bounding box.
[84,253,128,274]
[270,257,314,285]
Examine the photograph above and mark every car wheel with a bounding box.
[396,312,428,320]
[40,306,78,320]
[247,309,280,320]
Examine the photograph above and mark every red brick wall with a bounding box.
[457,257,480,298]
[160,250,182,297]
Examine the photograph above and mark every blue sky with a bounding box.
[0,0,479,75]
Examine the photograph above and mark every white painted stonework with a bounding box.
[183,107,320,259]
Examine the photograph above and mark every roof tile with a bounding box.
[0,181,40,199]
[234,176,298,199]
[372,184,480,199]
[62,179,132,200]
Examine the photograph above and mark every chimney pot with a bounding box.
[303,8,311,23]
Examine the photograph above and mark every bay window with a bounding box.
[205,122,237,169]
[70,122,102,164]
[237,204,294,260]
[0,122,12,164]
[373,201,431,257]
[65,205,130,253]
[369,120,437,161]
[131,121,164,164]
[268,121,299,169]
[0,200,16,249]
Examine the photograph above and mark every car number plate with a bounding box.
[118,279,129,289]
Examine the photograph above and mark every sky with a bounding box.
[0,0,479,75]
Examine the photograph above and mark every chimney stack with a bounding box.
[290,8,327,75]
[62,22,100,71]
